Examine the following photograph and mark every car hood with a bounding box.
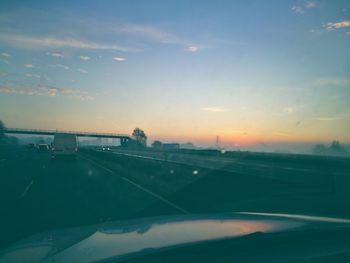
[1,212,350,263]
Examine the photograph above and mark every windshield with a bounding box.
[0,1,350,262]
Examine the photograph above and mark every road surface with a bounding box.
[1,146,350,252]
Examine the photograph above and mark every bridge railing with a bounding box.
[4,128,134,139]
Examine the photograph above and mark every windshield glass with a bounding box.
[0,1,350,262]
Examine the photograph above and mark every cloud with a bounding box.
[317,113,350,121]
[284,106,297,113]
[0,34,140,52]
[114,24,202,49]
[23,63,34,68]
[305,1,316,8]
[0,87,15,93]
[116,24,188,45]
[77,68,88,74]
[0,85,94,101]
[325,20,350,30]
[60,88,73,94]
[48,64,69,70]
[1,52,10,57]
[25,73,40,78]
[291,1,317,14]
[201,106,230,113]
[48,88,57,96]
[317,117,342,121]
[291,5,304,14]
[274,132,292,137]
[283,105,304,114]
[185,46,199,53]
[79,55,90,61]
[46,52,63,58]
[113,57,126,62]
[311,77,350,87]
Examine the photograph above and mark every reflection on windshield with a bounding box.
[41,217,300,263]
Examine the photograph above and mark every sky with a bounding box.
[0,0,349,149]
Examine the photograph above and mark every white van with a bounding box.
[52,133,78,158]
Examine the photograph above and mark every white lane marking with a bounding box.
[105,150,185,165]
[79,154,189,214]
[20,180,34,198]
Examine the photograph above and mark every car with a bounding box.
[101,146,110,151]
[26,143,36,149]
[52,133,78,158]
[37,144,50,152]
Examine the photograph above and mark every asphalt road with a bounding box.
[83,148,350,218]
[0,147,183,250]
[1,146,350,252]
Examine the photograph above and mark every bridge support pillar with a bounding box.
[120,138,128,147]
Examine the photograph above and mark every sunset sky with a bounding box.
[0,0,349,148]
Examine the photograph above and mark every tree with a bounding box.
[329,140,347,155]
[0,120,5,142]
[152,140,163,149]
[132,128,147,147]
[312,144,327,155]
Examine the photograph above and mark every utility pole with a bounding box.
[216,135,220,149]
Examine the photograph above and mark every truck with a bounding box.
[52,133,78,158]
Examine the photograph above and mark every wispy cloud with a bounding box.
[25,73,40,78]
[283,104,305,114]
[114,24,202,51]
[115,24,188,45]
[113,57,126,62]
[291,1,317,14]
[201,106,230,113]
[0,34,140,52]
[274,132,292,137]
[60,87,73,94]
[23,63,34,68]
[311,77,350,87]
[325,20,350,30]
[46,52,63,58]
[79,55,90,61]
[77,68,88,74]
[1,52,10,57]
[317,113,350,121]
[0,85,94,101]
[291,5,305,14]
[317,117,342,121]
[48,64,69,70]
[305,1,316,8]
[185,46,199,53]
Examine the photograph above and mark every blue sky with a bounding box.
[0,0,349,148]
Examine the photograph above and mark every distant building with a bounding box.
[180,142,196,149]
[162,143,180,150]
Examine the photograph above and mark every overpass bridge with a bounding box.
[4,128,134,146]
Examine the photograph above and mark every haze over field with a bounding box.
[0,0,349,149]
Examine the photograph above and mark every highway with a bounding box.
[104,148,350,187]
[0,147,184,250]
[1,146,350,252]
